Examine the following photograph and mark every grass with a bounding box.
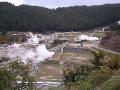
[34,61,63,81]
[94,48,120,69]
[34,50,94,82]
[96,69,120,90]
[53,52,93,61]
[94,46,120,57]
[58,48,120,90]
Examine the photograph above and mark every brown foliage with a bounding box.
[101,32,120,53]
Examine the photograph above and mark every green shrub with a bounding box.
[68,82,92,90]
[65,70,113,90]
[63,61,92,86]
[105,55,120,70]
[91,51,104,69]
[85,70,112,89]
[97,76,120,90]
[0,60,35,90]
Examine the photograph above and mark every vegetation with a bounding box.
[43,87,65,90]
[105,54,120,70]
[90,51,104,69]
[0,2,120,33]
[0,32,27,44]
[63,61,92,86]
[98,75,120,90]
[0,33,10,44]
[101,25,120,52]
[61,51,120,90]
[0,60,35,90]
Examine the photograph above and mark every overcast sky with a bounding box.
[0,0,120,8]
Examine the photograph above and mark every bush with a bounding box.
[0,60,35,90]
[91,51,104,69]
[65,69,113,90]
[0,67,16,90]
[105,55,120,70]
[64,64,114,90]
[84,70,112,89]
[97,76,120,90]
[68,82,92,90]
[63,61,92,86]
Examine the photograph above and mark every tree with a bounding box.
[0,2,120,33]
[0,60,35,90]
[63,61,92,86]
[91,51,104,69]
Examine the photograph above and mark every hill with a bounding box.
[101,25,120,53]
[0,2,120,32]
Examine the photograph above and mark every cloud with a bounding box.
[0,0,24,6]
[0,0,120,8]
[24,0,120,8]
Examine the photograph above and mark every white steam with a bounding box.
[7,33,54,64]
[118,20,120,25]
[79,35,99,41]
[26,32,39,45]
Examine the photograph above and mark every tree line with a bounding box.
[0,2,120,33]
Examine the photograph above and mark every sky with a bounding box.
[0,0,120,8]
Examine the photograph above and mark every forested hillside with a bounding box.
[0,2,120,32]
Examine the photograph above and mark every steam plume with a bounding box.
[79,35,99,41]
[7,32,54,64]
